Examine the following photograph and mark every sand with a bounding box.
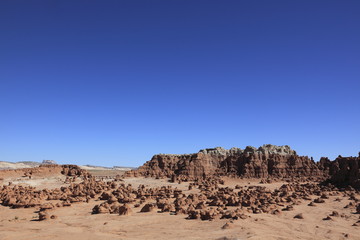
[0,176,359,240]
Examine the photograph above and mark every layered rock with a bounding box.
[126,145,323,180]
[318,155,360,189]
[42,160,57,165]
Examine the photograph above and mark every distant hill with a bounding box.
[0,161,40,170]
[0,160,134,171]
[80,164,134,171]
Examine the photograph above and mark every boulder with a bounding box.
[119,204,132,216]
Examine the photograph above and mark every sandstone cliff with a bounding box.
[126,144,323,180]
[318,155,360,189]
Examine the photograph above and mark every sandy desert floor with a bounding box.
[0,175,359,240]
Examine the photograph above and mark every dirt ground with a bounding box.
[0,176,359,240]
[87,169,127,178]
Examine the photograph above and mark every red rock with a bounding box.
[294,213,304,219]
[38,211,48,221]
[140,203,156,212]
[319,156,360,189]
[222,221,234,229]
[125,145,323,180]
[119,204,132,216]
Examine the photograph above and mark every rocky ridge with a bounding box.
[125,144,323,181]
[318,154,360,189]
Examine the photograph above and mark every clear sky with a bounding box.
[1,1,359,167]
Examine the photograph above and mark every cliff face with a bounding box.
[126,145,323,179]
[318,155,360,189]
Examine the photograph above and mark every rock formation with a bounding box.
[318,156,360,189]
[125,145,323,180]
[41,160,57,165]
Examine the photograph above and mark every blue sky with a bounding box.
[1,1,359,167]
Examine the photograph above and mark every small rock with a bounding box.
[140,203,156,212]
[222,221,234,229]
[330,211,339,217]
[294,213,304,219]
[323,216,333,221]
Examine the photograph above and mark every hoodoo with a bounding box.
[318,155,360,189]
[125,144,324,180]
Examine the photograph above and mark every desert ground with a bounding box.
[0,167,359,240]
